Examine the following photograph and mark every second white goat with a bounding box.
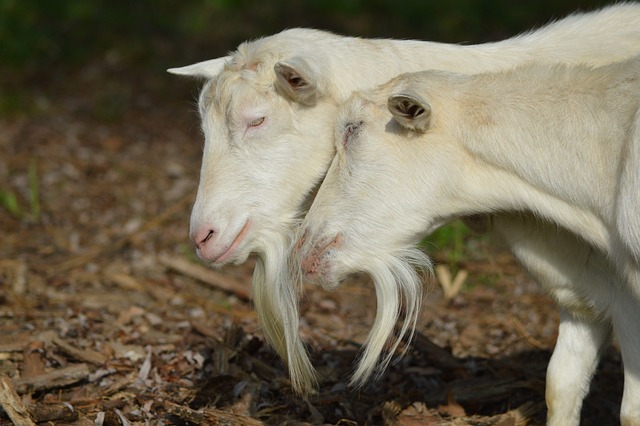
[296,56,640,425]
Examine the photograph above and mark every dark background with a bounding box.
[0,0,619,115]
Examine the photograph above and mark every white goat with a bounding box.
[296,56,640,426]
[168,2,640,406]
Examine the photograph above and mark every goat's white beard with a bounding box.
[349,248,432,388]
[252,222,431,394]
[252,228,318,395]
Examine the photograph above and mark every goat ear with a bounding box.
[387,91,432,132]
[167,56,231,78]
[274,57,318,106]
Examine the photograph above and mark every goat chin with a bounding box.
[347,248,432,388]
[252,228,318,395]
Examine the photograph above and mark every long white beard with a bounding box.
[252,224,431,393]
[252,230,317,394]
[349,248,431,387]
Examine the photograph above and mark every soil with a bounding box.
[0,60,623,426]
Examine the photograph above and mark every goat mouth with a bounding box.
[211,220,252,265]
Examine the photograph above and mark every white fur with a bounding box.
[297,57,640,425]
[167,2,640,411]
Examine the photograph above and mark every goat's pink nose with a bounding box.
[191,226,219,261]
[191,226,217,251]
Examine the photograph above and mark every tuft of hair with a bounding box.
[349,247,432,388]
[252,227,318,395]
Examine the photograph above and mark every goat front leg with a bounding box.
[546,310,612,426]
[611,290,640,426]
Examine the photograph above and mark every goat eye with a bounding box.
[248,117,265,128]
[342,121,362,147]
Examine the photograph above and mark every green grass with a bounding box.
[421,220,471,269]
[0,189,21,219]
[0,159,42,221]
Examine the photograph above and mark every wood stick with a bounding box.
[435,264,468,301]
[164,401,265,426]
[509,315,548,350]
[0,376,36,426]
[28,402,78,423]
[14,363,90,394]
[52,336,108,365]
[158,254,251,301]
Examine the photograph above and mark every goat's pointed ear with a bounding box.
[387,91,432,132]
[274,57,318,106]
[167,56,231,78]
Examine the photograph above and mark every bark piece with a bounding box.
[21,341,45,379]
[158,253,251,301]
[52,336,108,365]
[14,363,90,394]
[28,402,79,423]
[0,376,36,426]
[164,400,265,425]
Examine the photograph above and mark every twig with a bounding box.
[0,376,37,426]
[164,400,265,425]
[510,315,548,350]
[435,264,468,301]
[14,363,90,394]
[52,336,108,365]
[158,253,251,301]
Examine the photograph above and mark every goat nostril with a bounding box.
[194,229,215,249]
[201,230,214,244]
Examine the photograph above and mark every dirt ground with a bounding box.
[0,60,624,425]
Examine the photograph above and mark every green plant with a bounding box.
[0,159,41,221]
[421,220,470,269]
[0,189,22,219]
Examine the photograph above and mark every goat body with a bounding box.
[298,56,640,425]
